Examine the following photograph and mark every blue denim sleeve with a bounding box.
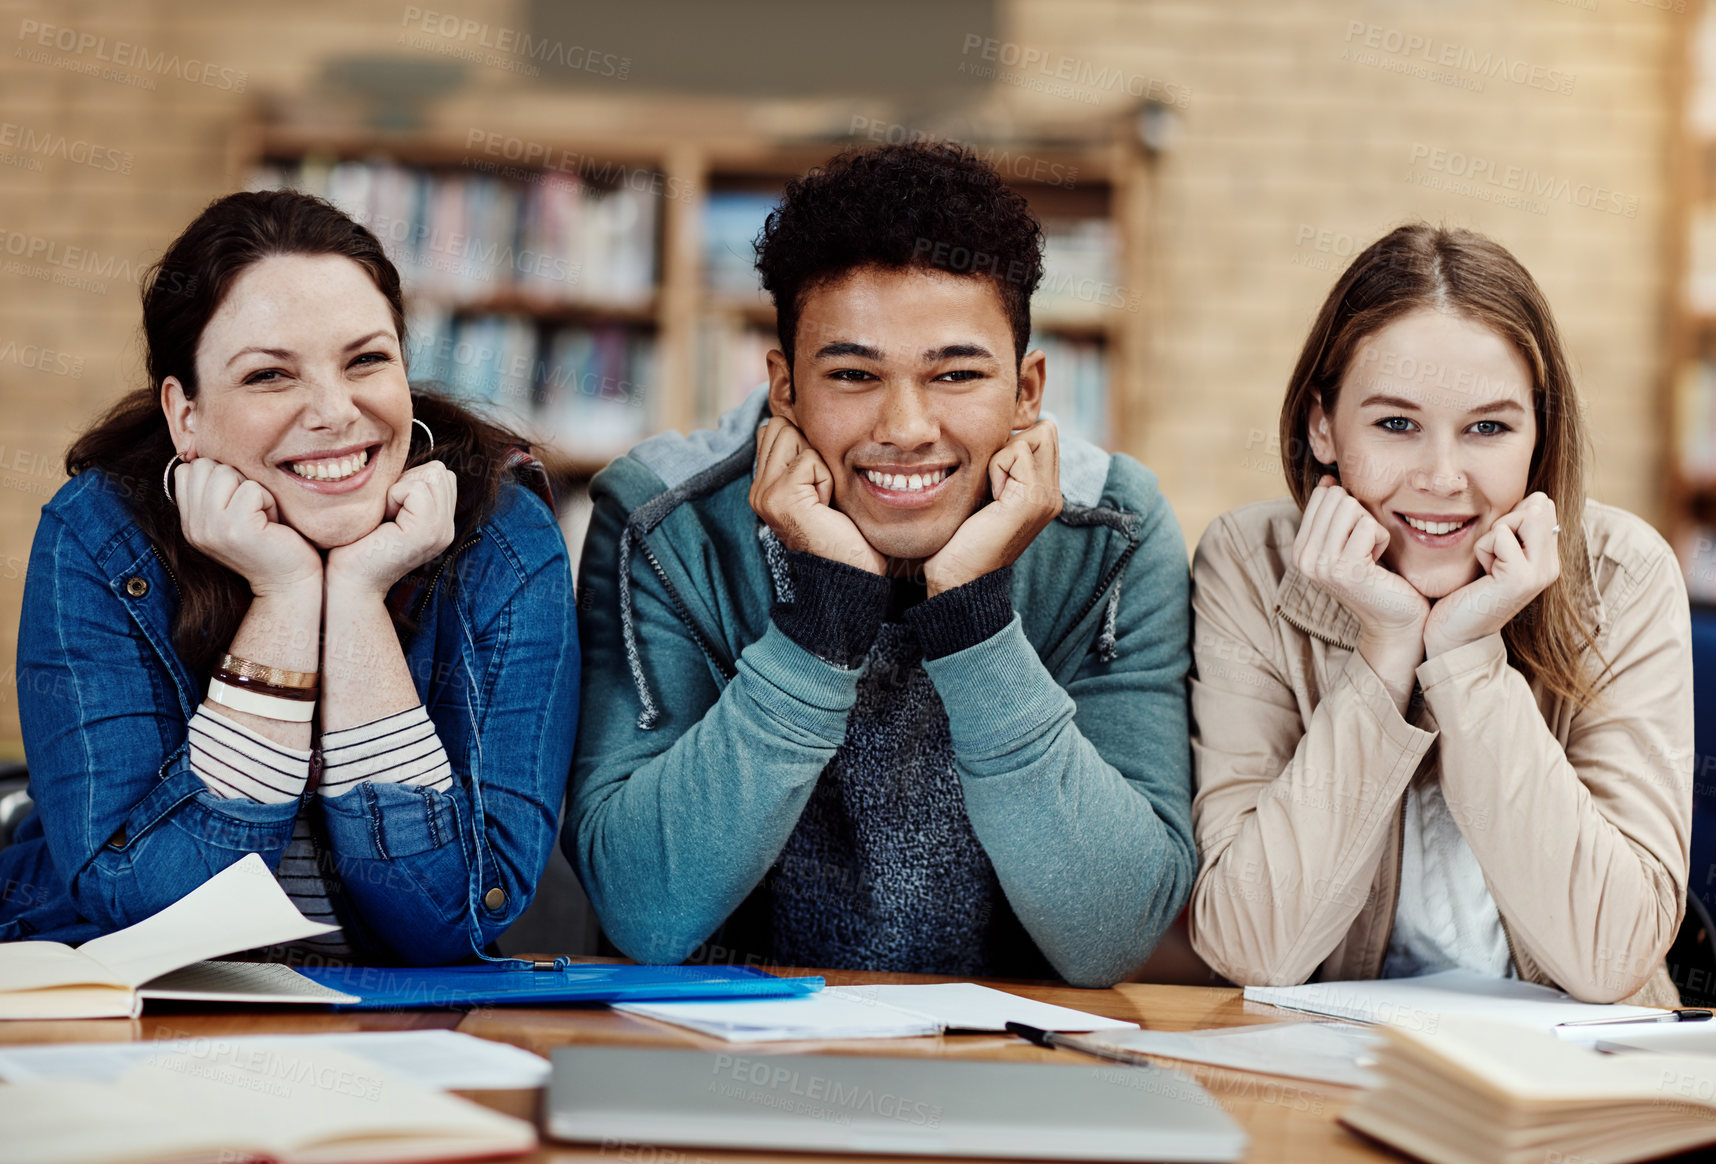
[16,512,299,933]
[316,488,578,965]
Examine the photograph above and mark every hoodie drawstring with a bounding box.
[617,524,661,730]
[1096,575,1122,663]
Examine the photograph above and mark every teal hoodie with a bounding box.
[564,388,1195,987]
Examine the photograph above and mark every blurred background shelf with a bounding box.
[239,124,1141,494]
[1671,2,1716,603]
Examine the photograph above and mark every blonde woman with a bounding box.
[1189,225,1690,1004]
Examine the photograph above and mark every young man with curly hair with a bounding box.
[565,143,1194,986]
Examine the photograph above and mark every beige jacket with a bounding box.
[1188,497,1692,1006]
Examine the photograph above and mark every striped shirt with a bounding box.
[191,705,455,953]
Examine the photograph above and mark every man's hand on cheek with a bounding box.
[749,416,886,575]
[923,419,1061,597]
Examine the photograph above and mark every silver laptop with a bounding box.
[547,1045,1248,1161]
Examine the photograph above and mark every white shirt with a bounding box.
[1381,775,1513,979]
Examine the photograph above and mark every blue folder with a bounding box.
[294,962,824,1010]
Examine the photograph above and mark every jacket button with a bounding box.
[124,577,149,598]
[483,887,506,911]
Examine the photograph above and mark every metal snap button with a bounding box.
[124,577,148,598]
[483,887,506,910]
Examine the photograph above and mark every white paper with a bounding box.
[1244,969,1661,1034]
[616,990,942,1042]
[0,1029,550,1090]
[1081,1022,1382,1088]
[833,983,1137,1032]
[138,960,360,1005]
[76,854,338,988]
[0,942,126,994]
[1554,1022,1716,1055]
[616,981,1136,1043]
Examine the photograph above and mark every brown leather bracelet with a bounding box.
[211,668,319,702]
[219,653,318,691]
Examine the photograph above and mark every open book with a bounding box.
[0,853,358,1020]
[1341,1016,1716,1164]
[2,1043,535,1163]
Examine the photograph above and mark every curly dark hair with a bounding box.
[755,143,1044,371]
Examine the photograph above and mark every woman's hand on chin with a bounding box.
[1294,476,1429,646]
[173,457,322,598]
[1294,476,1429,710]
[324,461,458,600]
[1424,491,1560,659]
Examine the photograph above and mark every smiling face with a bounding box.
[1308,307,1538,599]
[162,254,413,550]
[766,265,1045,563]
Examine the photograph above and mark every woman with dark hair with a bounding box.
[1188,224,1691,1004]
[1,190,578,965]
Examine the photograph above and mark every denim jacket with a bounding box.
[3,467,578,964]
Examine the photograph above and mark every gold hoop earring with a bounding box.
[162,453,185,504]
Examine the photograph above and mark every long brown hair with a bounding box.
[66,190,529,677]
[1278,223,1603,708]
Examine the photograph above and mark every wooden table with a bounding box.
[0,963,1397,1163]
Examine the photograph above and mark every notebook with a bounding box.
[0,853,356,1020]
[1341,1016,1716,1164]
[547,1044,1248,1161]
[615,981,1138,1042]
[1243,969,1661,1033]
[1069,1021,1383,1089]
[294,961,824,1009]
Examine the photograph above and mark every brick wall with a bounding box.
[995,0,1674,549]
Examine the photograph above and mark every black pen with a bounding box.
[1005,1022,1158,1069]
[1558,1008,1714,1029]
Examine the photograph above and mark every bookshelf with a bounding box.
[233,124,1146,493]
[1669,1,1716,599]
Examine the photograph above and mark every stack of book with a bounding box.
[1342,1017,1716,1164]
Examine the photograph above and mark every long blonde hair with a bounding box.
[1278,223,1604,708]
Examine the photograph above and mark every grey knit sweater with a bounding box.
[751,537,1051,978]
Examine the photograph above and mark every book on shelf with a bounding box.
[697,317,775,424]
[407,308,655,462]
[254,158,658,307]
[702,191,779,298]
[1031,331,1110,449]
[1038,217,1123,317]
[0,853,357,1020]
